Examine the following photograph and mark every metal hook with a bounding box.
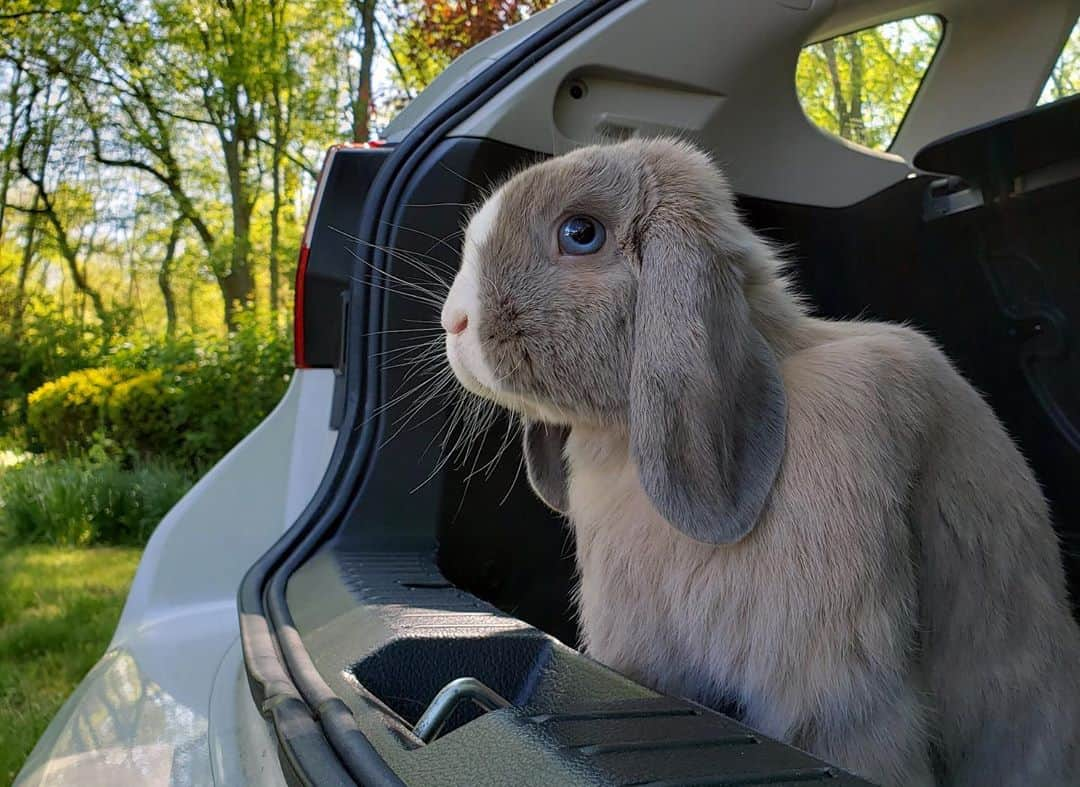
[413,677,512,743]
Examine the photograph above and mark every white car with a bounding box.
[17,0,1080,784]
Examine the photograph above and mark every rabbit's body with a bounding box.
[569,318,1080,786]
[439,138,1080,786]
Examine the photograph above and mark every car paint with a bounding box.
[15,369,338,786]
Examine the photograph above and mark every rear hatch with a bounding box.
[237,2,876,785]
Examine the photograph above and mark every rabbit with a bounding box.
[438,137,1080,787]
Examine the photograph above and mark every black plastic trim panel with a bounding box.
[279,544,871,785]
[301,146,393,368]
[913,92,1080,195]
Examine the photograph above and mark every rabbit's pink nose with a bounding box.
[443,310,468,335]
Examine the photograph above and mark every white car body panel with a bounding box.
[15,369,337,787]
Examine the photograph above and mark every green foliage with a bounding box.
[0,303,112,438]
[0,457,191,547]
[1039,17,1080,104]
[796,15,943,150]
[0,545,141,783]
[164,316,293,470]
[26,368,131,455]
[389,1,555,97]
[24,315,292,471]
[106,369,185,460]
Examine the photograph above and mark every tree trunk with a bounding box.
[269,0,287,318]
[220,131,256,328]
[76,262,88,356]
[846,37,867,145]
[0,67,23,250]
[11,193,38,341]
[822,40,851,137]
[269,88,284,318]
[1051,68,1068,102]
[352,0,378,142]
[221,267,255,328]
[220,193,255,328]
[159,218,182,340]
[269,155,282,317]
[127,249,136,305]
[187,274,198,333]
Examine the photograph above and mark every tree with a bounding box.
[0,0,544,347]
[2,0,344,331]
[15,0,232,328]
[179,0,269,324]
[352,0,380,142]
[388,0,554,97]
[130,0,342,325]
[1039,18,1080,104]
[264,0,344,313]
[13,75,118,344]
[796,16,942,150]
[153,217,184,340]
[269,0,290,313]
[0,59,34,340]
[0,63,23,251]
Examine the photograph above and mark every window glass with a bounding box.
[1038,17,1080,105]
[796,15,944,151]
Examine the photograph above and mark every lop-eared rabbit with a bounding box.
[439,138,1080,786]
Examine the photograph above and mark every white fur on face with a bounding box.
[443,190,502,394]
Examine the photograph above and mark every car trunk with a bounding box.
[240,33,1080,784]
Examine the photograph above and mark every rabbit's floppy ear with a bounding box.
[630,228,787,544]
[523,420,571,514]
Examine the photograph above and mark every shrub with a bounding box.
[106,369,185,460]
[0,299,119,443]
[169,318,292,470]
[0,457,192,547]
[24,315,293,472]
[26,368,132,455]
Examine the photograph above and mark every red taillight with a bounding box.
[293,147,339,368]
[293,245,312,368]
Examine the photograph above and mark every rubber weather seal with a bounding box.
[237,2,634,785]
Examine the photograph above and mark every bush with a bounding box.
[26,368,132,455]
[106,369,185,460]
[0,457,192,547]
[0,304,109,421]
[168,317,292,469]
[24,315,293,471]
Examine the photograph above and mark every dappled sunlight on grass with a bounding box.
[0,545,140,784]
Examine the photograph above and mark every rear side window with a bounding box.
[796,15,944,151]
[1038,17,1080,105]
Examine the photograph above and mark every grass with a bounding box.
[0,545,141,784]
[0,457,191,546]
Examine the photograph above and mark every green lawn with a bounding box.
[0,545,141,784]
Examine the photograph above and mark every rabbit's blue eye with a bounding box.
[558,215,605,255]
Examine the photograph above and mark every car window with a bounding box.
[796,15,943,151]
[1038,16,1080,105]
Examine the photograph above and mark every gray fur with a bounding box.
[522,420,570,513]
[442,137,1080,787]
[631,223,786,543]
